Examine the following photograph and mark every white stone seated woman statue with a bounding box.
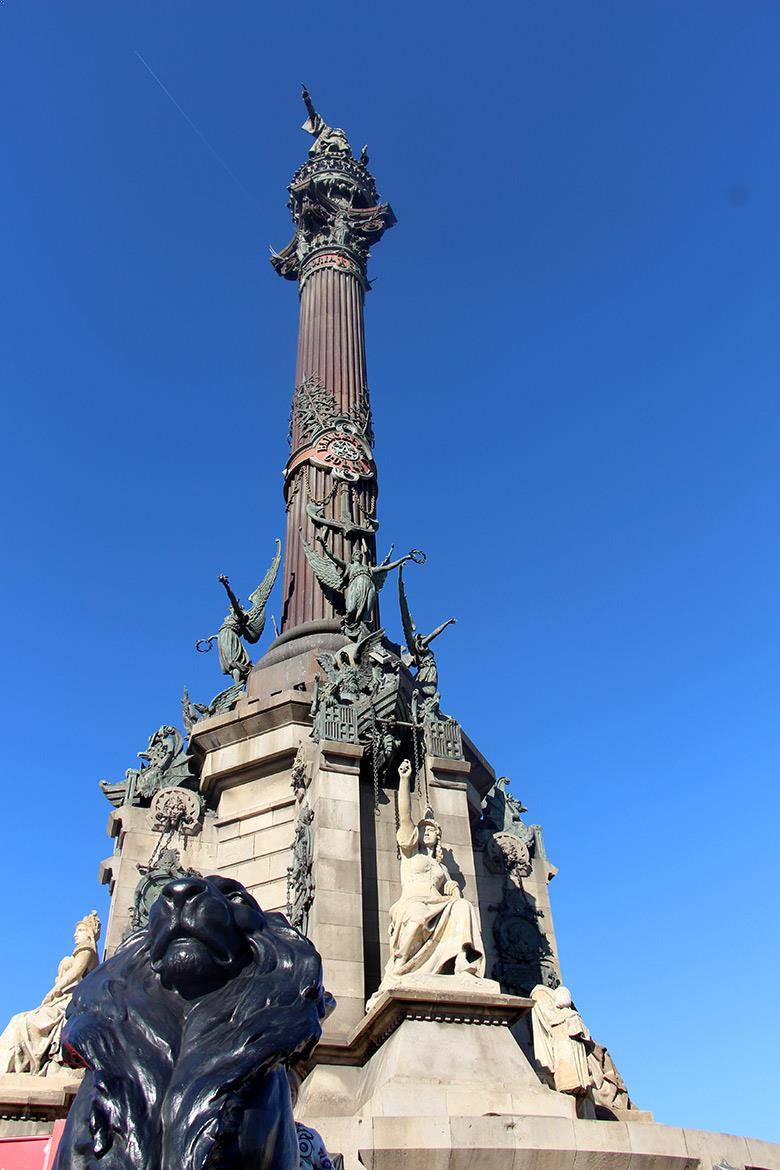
[0,911,101,1076]
[372,759,485,1002]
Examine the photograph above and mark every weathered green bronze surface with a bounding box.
[286,746,315,936]
[196,540,280,683]
[477,778,559,995]
[398,564,455,724]
[303,538,424,639]
[100,725,195,807]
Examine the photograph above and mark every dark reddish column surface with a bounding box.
[281,263,378,633]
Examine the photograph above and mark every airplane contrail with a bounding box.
[134,50,256,204]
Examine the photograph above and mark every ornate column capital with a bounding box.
[271,88,395,286]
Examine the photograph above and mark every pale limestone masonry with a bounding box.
[99,802,218,955]
[305,740,365,1037]
[186,688,368,1040]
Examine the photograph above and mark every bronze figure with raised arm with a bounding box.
[302,536,425,639]
[399,565,456,720]
[196,540,281,684]
[299,84,351,158]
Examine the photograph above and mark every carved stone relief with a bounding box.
[286,745,315,936]
[477,777,559,995]
[588,1040,635,1113]
[125,786,205,940]
[150,786,202,838]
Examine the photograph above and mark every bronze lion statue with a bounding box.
[54,875,329,1170]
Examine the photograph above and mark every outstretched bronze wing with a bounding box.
[353,626,384,665]
[315,649,341,686]
[397,565,418,661]
[244,539,282,643]
[302,537,346,593]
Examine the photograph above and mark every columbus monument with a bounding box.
[1,89,778,1170]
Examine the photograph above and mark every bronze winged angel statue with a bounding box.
[399,565,455,722]
[302,535,424,638]
[196,540,281,684]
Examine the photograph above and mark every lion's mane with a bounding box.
[54,877,327,1170]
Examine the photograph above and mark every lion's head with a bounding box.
[147,874,265,997]
[55,876,329,1170]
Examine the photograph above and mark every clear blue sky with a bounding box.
[1,0,778,1143]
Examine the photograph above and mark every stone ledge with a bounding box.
[315,1115,780,1170]
[428,757,471,785]
[98,855,116,889]
[0,1072,82,1119]
[189,693,311,760]
[310,980,532,1069]
[318,741,364,773]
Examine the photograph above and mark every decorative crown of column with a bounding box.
[270,86,396,289]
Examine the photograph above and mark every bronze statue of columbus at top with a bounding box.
[270,88,397,640]
[270,86,396,284]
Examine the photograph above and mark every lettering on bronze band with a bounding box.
[299,249,367,291]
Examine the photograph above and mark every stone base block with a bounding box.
[356,1017,574,1120]
[602,1106,655,1123]
[0,1071,82,1136]
[300,1011,573,1123]
[313,973,534,1068]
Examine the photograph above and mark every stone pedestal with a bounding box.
[297,979,574,1169]
[352,1115,780,1170]
[300,978,571,1122]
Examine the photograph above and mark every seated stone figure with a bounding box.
[53,875,329,1170]
[0,911,100,1076]
[587,1040,634,1114]
[530,984,595,1117]
[374,759,485,999]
